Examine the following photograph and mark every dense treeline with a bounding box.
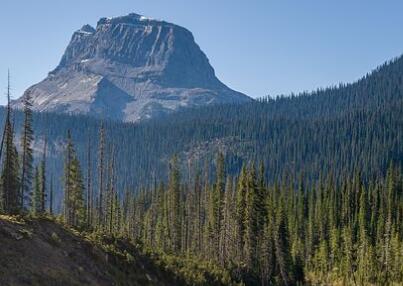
[3,54,403,209]
[0,55,402,284]
[1,106,402,285]
[63,151,403,285]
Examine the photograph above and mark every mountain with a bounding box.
[13,13,251,122]
[5,54,403,208]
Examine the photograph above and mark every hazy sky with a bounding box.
[1,0,403,104]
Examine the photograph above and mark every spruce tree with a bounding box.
[63,130,86,228]
[168,155,181,252]
[19,90,34,210]
[97,123,105,228]
[107,146,116,234]
[69,156,86,227]
[39,138,47,213]
[244,164,259,270]
[219,176,234,265]
[31,162,46,215]
[209,153,225,259]
[86,137,92,227]
[49,175,53,215]
[31,166,41,215]
[274,203,295,286]
[0,72,20,214]
[235,165,248,262]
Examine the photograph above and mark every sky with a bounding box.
[1,0,403,104]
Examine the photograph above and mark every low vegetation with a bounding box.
[0,215,240,285]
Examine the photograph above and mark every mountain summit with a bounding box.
[14,13,251,122]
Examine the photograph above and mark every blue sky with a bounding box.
[1,0,403,104]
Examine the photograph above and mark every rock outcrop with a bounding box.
[14,13,251,121]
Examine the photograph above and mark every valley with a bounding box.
[0,8,402,286]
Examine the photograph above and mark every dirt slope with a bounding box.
[0,216,182,286]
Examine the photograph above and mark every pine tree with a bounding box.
[31,161,46,215]
[63,130,86,228]
[357,185,371,284]
[382,165,396,285]
[107,146,116,234]
[0,72,20,214]
[39,138,47,213]
[155,183,169,252]
[274,203,295,286]
[19,90,34,210]
[168,155,181,252]
[235,165,248,262]
[219,176,234,265]
[49,175,53,215]
[86,137,92,227]
[260,220,275,285]
[192,172,203,253]
[244,164,259,270]
[341,225,356,285]
[256,162,267,236]
[69,156,86,227]
[97,123,105,229]
[209,153,225,259]
[31,166,41,215]
[64,130,74,221]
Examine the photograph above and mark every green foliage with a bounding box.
[0,108,21,214]
[31,166,41,215]
[20,91,34,210]
[1,55,402,285]
[63,130,86,228]
[4,54,403,207]
[145,249,241,286]
[119,159,402,285]
[50,232,61,245]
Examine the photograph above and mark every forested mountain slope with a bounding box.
[258,55,403,119]
[3,54,403,207]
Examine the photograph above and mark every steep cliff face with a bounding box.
[15,13,251,122]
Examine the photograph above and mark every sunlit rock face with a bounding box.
[15,13,251,122]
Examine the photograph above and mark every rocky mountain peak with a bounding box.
[14,13,251,122]
[97,13,160,26]
[78,24,96,34]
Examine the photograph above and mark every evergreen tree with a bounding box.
[235,165,248,262]
[168,155,181,252]
[19,90,34,210]
[243,164,259,270]
[219,176,234,266]
[97,123,105,229]
[49,175,53,215]
[209,153,225,259]
[63,130,85,227]
[0,72,20,214]
[39,138,47,213]
[31,166,41,215]
[274,203,296,286]
[86,137,92,227]
[107,146,116,234]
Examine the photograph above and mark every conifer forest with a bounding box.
[0,5,403,286]
[0,55,402,285]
